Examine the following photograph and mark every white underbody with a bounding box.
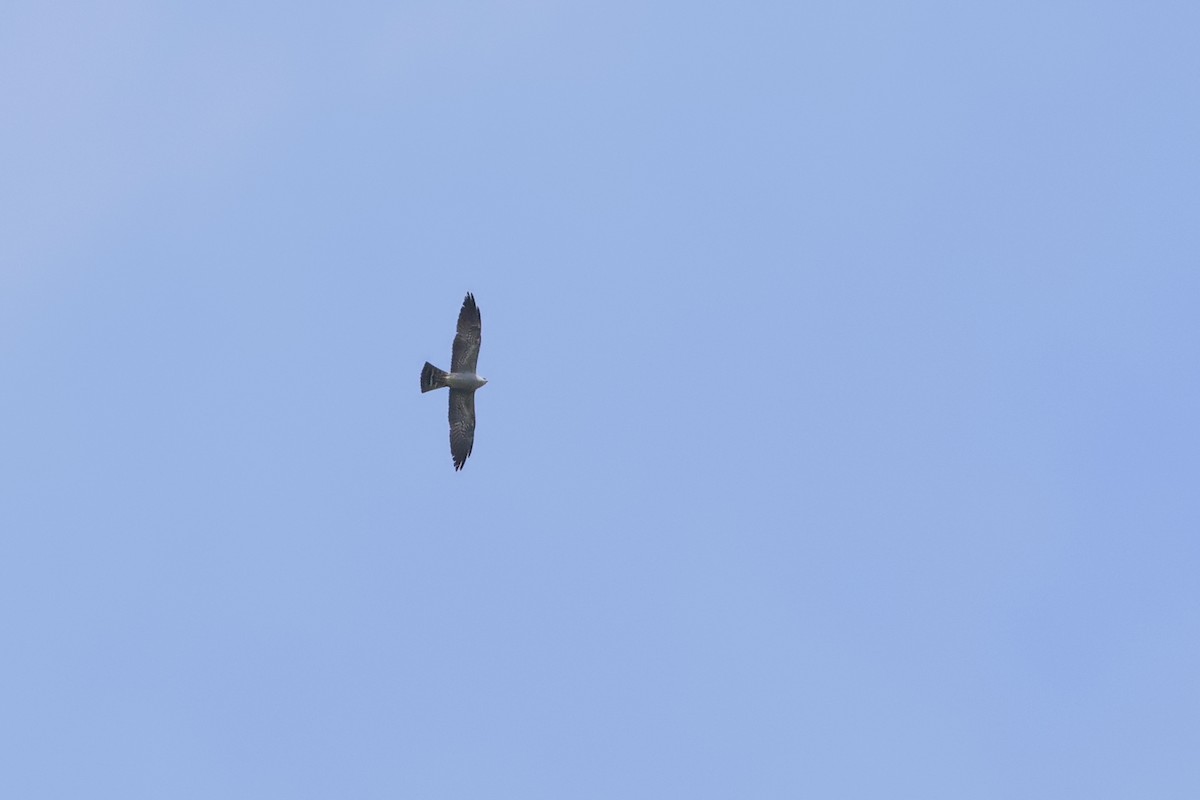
[444,372,488,390]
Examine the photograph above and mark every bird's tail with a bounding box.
[421,362,449,393]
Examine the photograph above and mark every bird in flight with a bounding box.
[421,293,487,470]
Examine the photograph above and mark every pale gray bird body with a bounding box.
[421,293,486,470]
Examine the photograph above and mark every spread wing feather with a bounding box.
[451,293,482,373]
[448,389,475,471]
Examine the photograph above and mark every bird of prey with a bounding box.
[421,292,487,470]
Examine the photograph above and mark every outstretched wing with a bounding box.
[448,389,476,470]
[451,293,482,373]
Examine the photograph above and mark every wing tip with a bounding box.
[458,292,481,327]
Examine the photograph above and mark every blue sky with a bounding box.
[3,2,1198,797]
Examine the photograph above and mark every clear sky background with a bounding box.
[2,2,1198,797]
